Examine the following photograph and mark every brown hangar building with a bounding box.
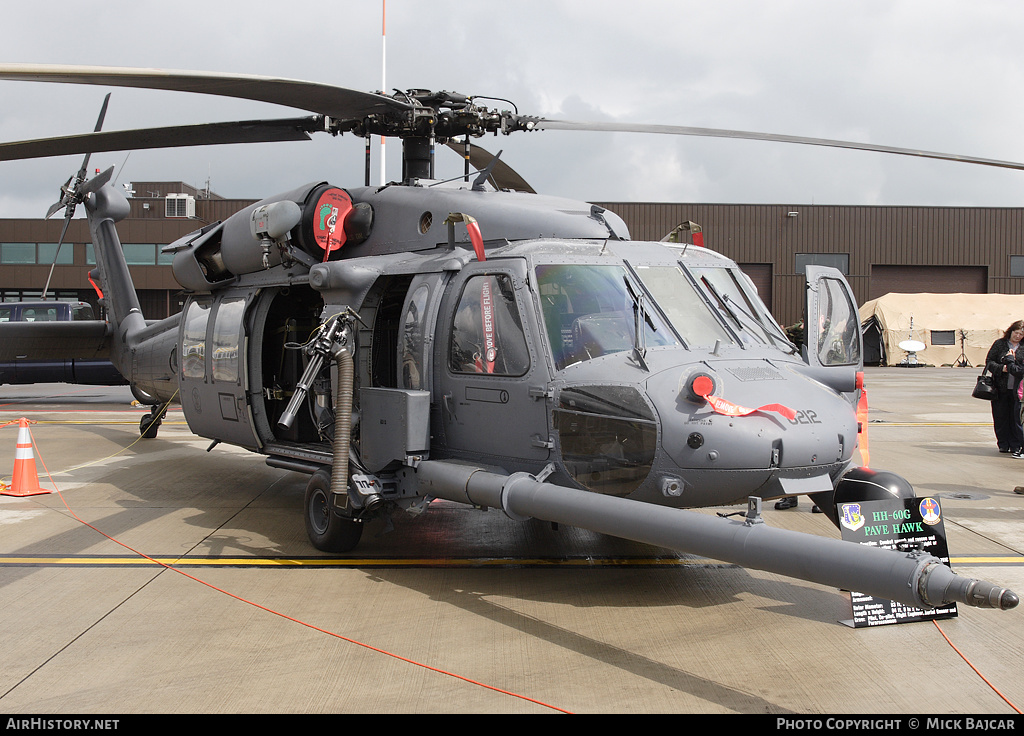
[598,202,1024,327]
[2,182,1023,327]
[0,182,253,320]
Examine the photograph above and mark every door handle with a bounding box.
[442,392,457,421]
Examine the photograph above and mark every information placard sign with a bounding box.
[837,496,958,627]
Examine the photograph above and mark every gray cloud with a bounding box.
[2,0,1024,218]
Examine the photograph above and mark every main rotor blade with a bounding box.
[533,119,1024,172]
[0,118,320,162]
[42,212,74,300]
[0,64,410,119]
[444,140,536,193]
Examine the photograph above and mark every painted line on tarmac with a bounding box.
[870,422,990,427]
[0,408,184,414]
[0,554,1020,568]
[4,421,191,426]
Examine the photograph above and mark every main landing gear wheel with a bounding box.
[304,468,363,552]
[139,405,166,439]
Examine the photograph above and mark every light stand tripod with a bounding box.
[954,329,971,367]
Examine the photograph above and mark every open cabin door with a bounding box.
[803,265,863,394]
[178,288,262,450]
[398,272,447,393]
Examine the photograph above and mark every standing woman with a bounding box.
[986,320,1024,456]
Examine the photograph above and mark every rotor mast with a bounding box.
[379,0,386,186]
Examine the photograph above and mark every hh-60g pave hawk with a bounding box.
[0,63,1017,613]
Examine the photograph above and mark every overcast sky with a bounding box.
[2,0,1024,218]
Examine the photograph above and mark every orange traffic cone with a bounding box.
[2,418,48,497]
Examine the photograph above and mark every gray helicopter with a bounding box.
[0,64,1016,613]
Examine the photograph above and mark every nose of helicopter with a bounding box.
[640,360,859,507]
[552,358,859,507]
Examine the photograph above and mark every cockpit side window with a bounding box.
[448,274,530,376]
[816,277,860,366]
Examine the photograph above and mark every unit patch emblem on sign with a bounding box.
[840,503,865,532]
[919,497,942,526]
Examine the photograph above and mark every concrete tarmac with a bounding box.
[0,369,1021,714]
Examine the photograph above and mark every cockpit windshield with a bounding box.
[693,266,797,353]
[630,265,735,349]
[535,262,795,369]
[536,264,677,370]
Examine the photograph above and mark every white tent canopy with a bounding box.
[859,293,1024,367]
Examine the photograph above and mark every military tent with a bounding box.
[859,293,1024,367]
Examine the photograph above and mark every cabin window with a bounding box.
[211,298,245,383]
[402,284,430,390]
[182,300,210,380]
[448,274,530,376]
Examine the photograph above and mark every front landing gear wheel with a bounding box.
[304,469,363,552]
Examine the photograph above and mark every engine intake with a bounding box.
[168,182,373,290]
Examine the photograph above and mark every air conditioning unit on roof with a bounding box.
[165,193,195,218]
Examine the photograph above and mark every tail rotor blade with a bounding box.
[75,92,112,184]
[41,94,114,223]
[45,198,66,220]
[42,215,73,300]
[46,176,74,219]
[80,166,114,195]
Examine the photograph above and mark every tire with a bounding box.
[139,415,160,439]
[304,469,363,552]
